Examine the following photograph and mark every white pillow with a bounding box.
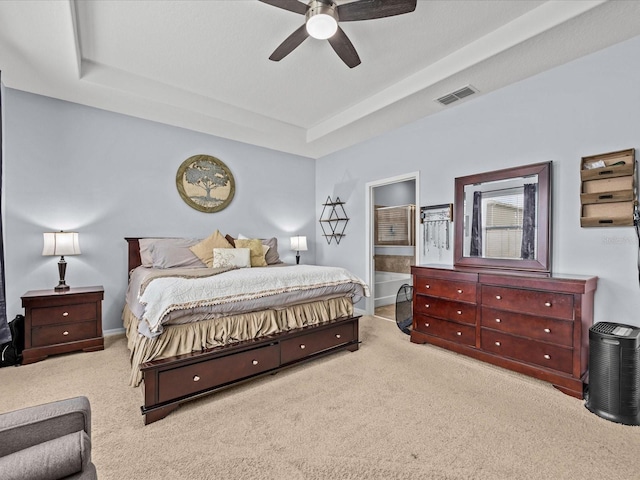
[212,248,251,268]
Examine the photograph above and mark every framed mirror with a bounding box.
[454,161,551,273]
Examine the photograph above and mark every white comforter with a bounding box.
[137,265,369,335]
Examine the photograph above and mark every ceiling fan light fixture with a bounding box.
[306,0,338,40]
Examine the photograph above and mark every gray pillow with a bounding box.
[262,237,283,265]
[147,238,205,269]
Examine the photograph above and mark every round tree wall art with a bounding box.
[176,154,236,213]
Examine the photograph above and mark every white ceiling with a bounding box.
[1,0,639,159]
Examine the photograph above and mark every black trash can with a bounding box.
[586,322,640,425]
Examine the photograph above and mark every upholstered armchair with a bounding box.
[0,396,97,479]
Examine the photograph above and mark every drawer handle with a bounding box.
[252,360,258,366]
[544,302,552,307]
[456,310,462,315]
[456,331,462,336]
[193,375,200,382]
[495,318,501,323]
[335,334,341,339]
[62,331,69,336]
[457,289,463,294]
[300,344,306,349]
[62,312,69,317]
[544,328,551,333]
[495,295,502,300]
[543,354,551,360]
[425,284,430,289]
[495,341,501,346]
[425,304,430,308]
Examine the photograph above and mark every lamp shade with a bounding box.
[43,232,81,256]
[290,236,308,252]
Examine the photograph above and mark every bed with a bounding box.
[124,235,368,424]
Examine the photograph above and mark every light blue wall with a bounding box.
[316,35,640,324]
[3,90,315,332]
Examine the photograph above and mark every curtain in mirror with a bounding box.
[470,191,482,257]
[520,183,537,260]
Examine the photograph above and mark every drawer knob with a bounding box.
[425,304,430,308]
[495,341,501,346]
[300,344,306,349]
[544,328,551,333]
[544,302,552,307]
[252,360,258,365]
[62,312,69,317]
[62,331,69,336]
[495,295,502,300]
[543,354,551,360]
[335,334,341,339]
[456,331,462,336]
[495,318,501,323]
[457,289,463,294]
[425,284,430,289]
[425,323,430,328]
[193,375,200,382]
[456,310,462,315]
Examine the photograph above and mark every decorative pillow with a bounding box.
[234,238,268,267]
[237,234,282,265]
[189,230,233,267]
[147,238,205,269]
[212,248,251,268]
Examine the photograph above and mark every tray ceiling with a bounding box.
[1,0,639,158]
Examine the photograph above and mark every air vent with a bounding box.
[435,85,477,106]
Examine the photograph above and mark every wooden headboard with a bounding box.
[125,238,142,272]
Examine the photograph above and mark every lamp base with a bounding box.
[296,254,301,265]
[55,257,70,291]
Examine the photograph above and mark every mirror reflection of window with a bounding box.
[463,176,538,260]
[483,187,525,259]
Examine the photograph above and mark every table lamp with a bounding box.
[43,231,81,291]
[290,236,308,265]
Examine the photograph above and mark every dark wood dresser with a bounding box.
[21,286,104,364]
[411,265,597,398]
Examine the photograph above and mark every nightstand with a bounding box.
[21,286,104,364]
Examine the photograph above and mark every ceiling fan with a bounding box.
[259,0,417,68]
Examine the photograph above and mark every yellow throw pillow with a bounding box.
[234,238,268,267]
[189,230,233,267]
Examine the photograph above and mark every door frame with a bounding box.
[365,171,420,316]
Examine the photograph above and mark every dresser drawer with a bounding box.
[481,285,574,320]
[31,321,97,347]
[481,307,573,347]
[31,302,97,327]
[415,296,476,325]
[158,344,280,403]
[414,277,476,303]
[481,329,573,374]
[414,314,476,347]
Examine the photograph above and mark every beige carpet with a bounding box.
[1,316,639,480]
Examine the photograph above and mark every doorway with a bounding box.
[365,172,420,320]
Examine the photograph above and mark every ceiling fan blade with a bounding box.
[328,27,361,68]
[269,24,310,61]
[337,0,417,22]
[258,0,308,16]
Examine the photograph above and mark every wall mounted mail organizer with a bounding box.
[580,148,637,227]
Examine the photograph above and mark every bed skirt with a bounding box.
[123,296,354,386]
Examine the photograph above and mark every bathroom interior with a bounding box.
[373,179,416,320]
